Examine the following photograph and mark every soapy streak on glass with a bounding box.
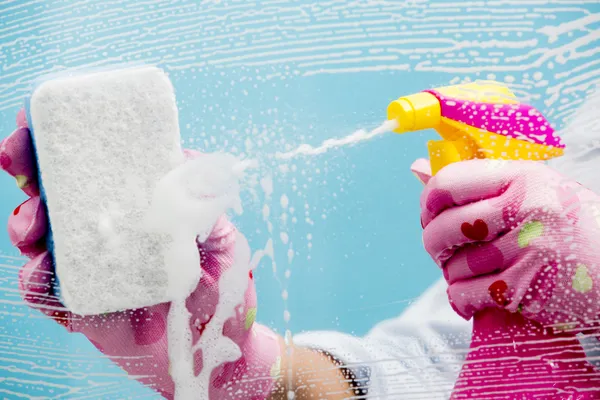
[276,119,399,160]
[0,0,599,399]
[0,1,598,115]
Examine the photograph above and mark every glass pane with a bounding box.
[1,1,599,399]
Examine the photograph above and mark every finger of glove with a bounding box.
[423,199,506,265]
[443,227,536,285]
[19,252,56,306]
[16,108,28,129]
[447,249,551,320]
[0,127,39,197]
[410,158,432,185]
[420,159,520,227]
[8,196,47,251]
[18,252,71,329]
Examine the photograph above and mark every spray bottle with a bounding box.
[387,80,564,173]
[387,82,600,398]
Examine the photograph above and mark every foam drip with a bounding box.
[145,153,256,399]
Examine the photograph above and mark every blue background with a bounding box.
[0,0,598,397]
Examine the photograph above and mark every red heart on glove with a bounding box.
[461,219,489,241]
[488,280,510,306]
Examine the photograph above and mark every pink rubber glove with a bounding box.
[413,158,600,399]
[1,109,281,400]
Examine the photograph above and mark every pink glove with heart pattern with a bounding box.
[413,158,600,399]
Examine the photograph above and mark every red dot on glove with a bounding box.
[52,310,71,328]
[196,314,214,337]
[488,280,510,306]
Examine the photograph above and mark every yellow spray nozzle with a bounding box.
[387,90,466,175]
[387,91,441,134]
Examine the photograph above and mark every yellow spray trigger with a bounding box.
[427,140,462,176]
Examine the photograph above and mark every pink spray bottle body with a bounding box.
[388,81,600,398]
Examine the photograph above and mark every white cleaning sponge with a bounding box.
[28,66,187,315]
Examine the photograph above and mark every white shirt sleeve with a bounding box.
[293,278,472,399]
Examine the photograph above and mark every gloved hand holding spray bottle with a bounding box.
[387,81,600,398]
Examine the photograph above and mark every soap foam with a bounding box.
[276,119,398,159]
[145,153,256,399]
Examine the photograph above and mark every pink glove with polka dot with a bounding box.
[1,109,281,400]
[413,158,600,399]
